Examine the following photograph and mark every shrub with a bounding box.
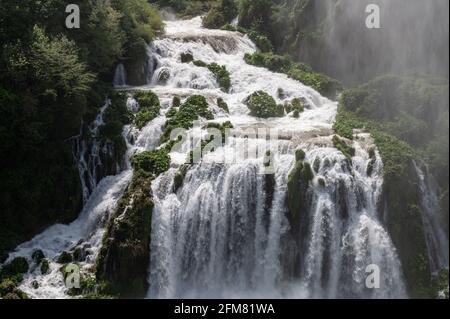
[217,98,229,113]
[0,257,29,281]
[332,135,355,160]
[162,95,214,142]
[131,149,171,176]
[207,63,231,92]
[244,91,280,118]
[132,91,161,129]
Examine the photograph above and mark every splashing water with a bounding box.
[4,17,410,299]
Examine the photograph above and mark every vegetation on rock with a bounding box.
[244,91,281,118]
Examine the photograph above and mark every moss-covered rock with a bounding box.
[217,97,229,113]
[245,91,280,118]
[131,149,171,177]
[207,63,231,92]
[96,171,155,298]
[332,135,355,160]
[244,52,342,99]
[173,165,190,193]
[57,251,73,264]
[0,257,29,281]
[40,258,50,275]
[161,95,214,142]
[132,91,161,129]
[295,149,306,162]
[180,52,194,63]
[31,249,45,264]
[0,277,28,299]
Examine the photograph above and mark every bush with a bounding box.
[131,149,171,175]
[132,91,161,129]
[217,98,229,113]
[332,135,355,160]
[244,52,342,99]
[244,91,280,118]
[207,63,231,92]
[0,257,29,281]
[162,95,214,142]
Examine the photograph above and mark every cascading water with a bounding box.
[144,17,406,299]
[113,63,127,88]
[414,162,449,273]
[3,17,415,299]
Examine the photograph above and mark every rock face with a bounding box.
[124,54,157,86]
[96,173,154,298]
[382,160,432,298]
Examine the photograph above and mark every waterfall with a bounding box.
[414,162,449,273]
[113,63,127,88]
[3,16,424,299]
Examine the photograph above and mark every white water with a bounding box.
[113,63,127,88]
[4,97,165,298]
[144,18,406,299]
[414,162,449,273]
[3,17,411,299]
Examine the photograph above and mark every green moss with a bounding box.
[187,121,234,164]
[244,52,342,99]
[202,0,238,29]
[217,97,229,113]
[172,96,181,108]
[431,269,449,299]
[332,135,355,160]
[132,90,161,129]
[180,52,194,63]
[300,162,314,183]
[131,149,171,176]
[295,149,306,162]
[245,91,280,118]
[57,251,73,264]
[161,95,214,142]
[313,158,321,173]
[96,170,154,298]
[207,63,231,92]
[285,98,305,116]
[193,60,208,68]
[0,257,29,281]
[173,165,190,193]
[40,259,50,275]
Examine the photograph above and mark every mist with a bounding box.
[294,0,449,84]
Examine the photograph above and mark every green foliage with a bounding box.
[40,259,50,275]
[173,165,190,192]
[244,52,342,98]
[332,135,355,160]
[131,149,171,176]
[247,30,273,53]
[295,149,306,162]
[217,98,229,113]
[181,52,194,63]
[57,251,73,264]
[0,0,163,261]
[203,0,238,29]
[96,169,154,298]
[131,90,161,129]
[207,63,231,92]
[244,91,280,118]
[162,95,214,142]
[285,98,305,115]
[0,257,29,282]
